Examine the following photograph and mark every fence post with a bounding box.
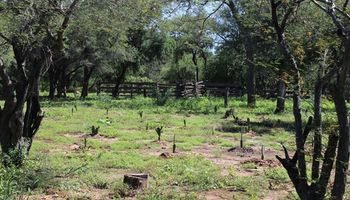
[194,81,199,98]
[224,87,229,108]
[143,88,147,98]
[156,82,160,95]
[130,83,134,98]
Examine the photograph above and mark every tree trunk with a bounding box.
[0,46,46,166]
[275,76,286,114]
[245,40,256,107]
[331,41,350,200]
[311,76,323,181]
[56,66,68,98]
[112,63,128,98]
[225,1,256,107]
[81,66,95,99]
[48,68,57,99]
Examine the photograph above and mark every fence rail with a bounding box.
[97,81,299,98]
[97,81,245,98]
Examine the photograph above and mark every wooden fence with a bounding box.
[97,81,244,98]
[96,81,302,98]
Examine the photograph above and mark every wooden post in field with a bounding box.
[224,87,229,108]
[130,83,134,98]
[247,118,251,131]
[240,132,243,148]
[156,82,160,95]
[261,145,265,160]
[173,134,176,153]
[143,88,147,98]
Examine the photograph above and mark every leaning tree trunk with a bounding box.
[112,63,128,98]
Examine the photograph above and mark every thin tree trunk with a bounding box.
[275,76,286,113]
[312,78,323,181]
[112,63,128,98]
[331,41,350,200]
[48,68,57,99]
[245,40,256,107]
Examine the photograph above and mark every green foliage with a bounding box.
[0,156,53,199]
[154,89,173,106]
[264,167,289,184]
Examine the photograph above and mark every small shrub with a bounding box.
[155,89,173,106]
[0,155,53,199]
[264,167,289,184]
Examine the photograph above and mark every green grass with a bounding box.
[0,94,341,199]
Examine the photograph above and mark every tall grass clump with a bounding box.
[0,153,53,199]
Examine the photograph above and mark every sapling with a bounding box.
[91,126,100,136]
[223,108,235,119]
[139,111,143,119]
[261,145,265,160]
[155,126,163,141]
[240,128,244,148]
[247,118,251,131]
[84,137,87,149]
[172,134,176,153]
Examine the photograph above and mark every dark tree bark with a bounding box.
[225,0,256,107]
[47,0,80,99]
[81,65,95,99]
[274,72,286,113]
[330,40,350,200]
[271,1,350,199]
[112,62,129,98]
[0,44,49,166]
[271,1,312,199]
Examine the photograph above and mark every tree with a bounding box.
[271,1,350,199]
[0,0,53,166]
[45,0,80,99]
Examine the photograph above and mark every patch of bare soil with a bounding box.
[241,158,280,168]
[227,147,254,154]
[140,140,174,156]
[62,132,118,144]
[28,188,113,200]
[198,189,234,200]
[262,189,291,200]
[198,188,292,200]
[191,144,290,199]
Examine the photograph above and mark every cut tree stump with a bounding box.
[123,173,149,189]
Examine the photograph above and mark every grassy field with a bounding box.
[0,94,343,200]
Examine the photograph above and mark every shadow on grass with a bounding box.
[218,119,295,135]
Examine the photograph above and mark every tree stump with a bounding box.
[123,173,149,189]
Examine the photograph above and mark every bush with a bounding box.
[154,89,173,106]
